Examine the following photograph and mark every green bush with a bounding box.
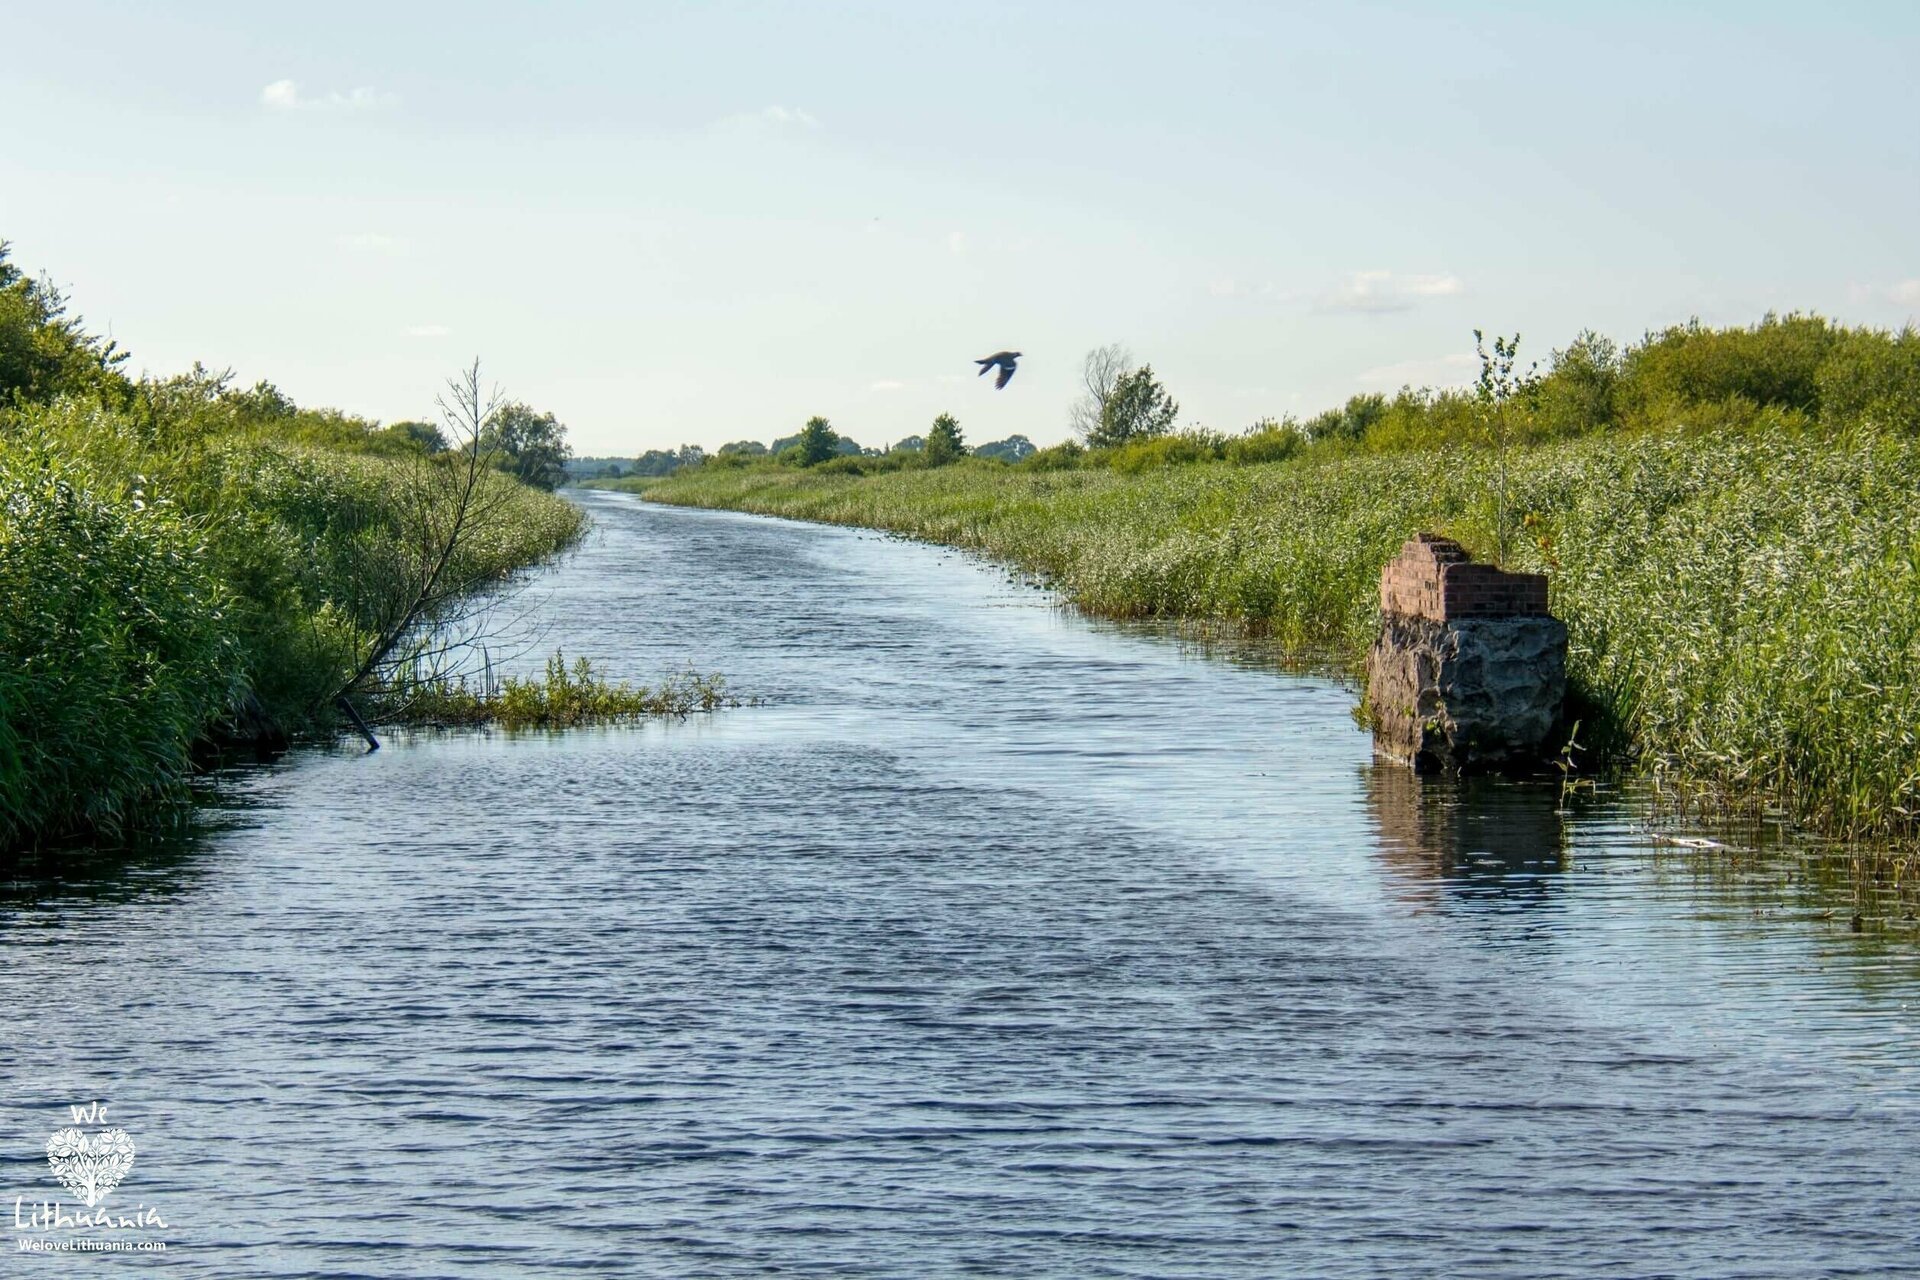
[1019,441,1086,471]
[0,393,584,849]
[1224,421,1306,466]
[1620,313,1839,425]
[1104,430,1225,473]
[1356,389,1481,453]
[1193,316,1920,463]
[1816,327,1920,430]
[1533,330,1622,438]
[201,440,584,723]
[0,441,238,845]
[0,241,129,407]
[1304,393,1388,445]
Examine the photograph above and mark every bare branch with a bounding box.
[1068,343,1134,441]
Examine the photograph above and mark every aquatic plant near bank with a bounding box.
[385,653,737,729]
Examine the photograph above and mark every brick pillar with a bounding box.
[1364,535,1567,772]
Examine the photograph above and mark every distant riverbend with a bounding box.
[638,424,1920,849]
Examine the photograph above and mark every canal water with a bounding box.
[3,489,1916,1277]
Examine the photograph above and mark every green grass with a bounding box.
[642,421,1920,842]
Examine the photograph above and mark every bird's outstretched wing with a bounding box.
[995,362,1016,389]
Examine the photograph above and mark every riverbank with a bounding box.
[640,419,1920,843]
[0,243,585,850]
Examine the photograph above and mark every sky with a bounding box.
[2,0,1917,454]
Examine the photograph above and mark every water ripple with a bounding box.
[1,491,1916,1276]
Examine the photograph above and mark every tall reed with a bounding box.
[645,423,1920,840]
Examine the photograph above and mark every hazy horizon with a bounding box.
[3,0,1916,454]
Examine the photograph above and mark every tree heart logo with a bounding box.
[46,1125,136,1207]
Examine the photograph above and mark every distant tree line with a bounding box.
[584,418,1037,481]
[567,445,709,480]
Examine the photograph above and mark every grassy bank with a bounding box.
[1,242,585,849]
[642,318,1920,842]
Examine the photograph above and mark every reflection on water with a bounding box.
[1,491,1917,1278]
[0,773,271,910]
[1365,767,1566,909]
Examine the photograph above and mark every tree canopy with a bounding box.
[925,413,965,465]
[1088,364,1180,448]
[0,240,129,407]
[973,434,1036,462]
[483,402,573,490]
[793,417,841,466]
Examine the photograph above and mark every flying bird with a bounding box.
[976,350,1021,389]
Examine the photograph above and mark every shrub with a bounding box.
[1358,389,1480,453]
[1105,430,1225,473]
[1304,393,1388,445]
[1816,327,1920,431]
[1619,313,1839,425]
[1533,330,1622,438]
[0,440,238,845]
[1225,420,1306,466]
[1019,441,1086,471]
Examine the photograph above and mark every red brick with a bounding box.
[1378,535,1551,621]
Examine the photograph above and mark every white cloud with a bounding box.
[1354,351,1477,392]
[1851,278,1920,307]
[403,324,450,338]
[712,104,820,133]
[1317,270,1464,314]
[260,80,397,112]
[869,380,905,392]
[946,231,967,255]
